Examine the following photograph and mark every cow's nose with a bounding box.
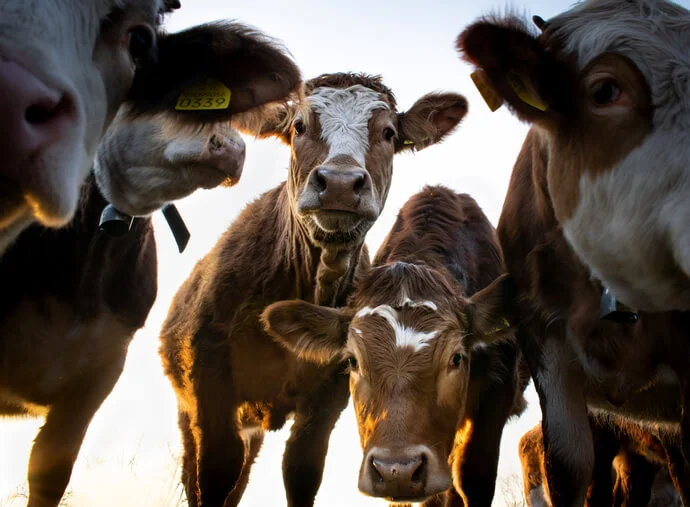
[0,59,74,180]
[364,451,427,499]
[308,166,368,212]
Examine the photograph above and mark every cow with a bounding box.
[159,75,469,507]
[0,24,304,507]
[457,0,690,312]
[263,186,527,506]
[0,0,303,256]
[519,417,682,507]
[457,5,690,506]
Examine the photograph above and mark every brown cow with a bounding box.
[519,417,682,507]
[263,186,526,506]
[159,75,468,507]
[0,26,303,507]
[457,6,690,507]
[458,0,690,313]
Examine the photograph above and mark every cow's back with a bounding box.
[374,185,503,295]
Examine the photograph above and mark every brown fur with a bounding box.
[159,79,468,507]
[0,177,157,507]
[0,27,306,504]
[493,84,690,507]
[520,417,682,507]
[456,12,690,507]
[262,186,527,505]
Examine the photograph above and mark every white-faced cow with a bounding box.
[159,75,469,507]
[457,4,690,506]
[459,0,690,312]
[263,186,527,506]
[0,0,302,255]
[0,24,303,507]
[519,417,682,507]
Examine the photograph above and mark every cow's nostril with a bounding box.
[411,455,426,484]
[353,173,365,194]
[314,169,328,192]
[25,95,71,125]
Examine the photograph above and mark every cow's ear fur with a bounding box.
[456,16,573,125]
[261,301,353,364]
[124,22,302,125]
[467,274,517,346]
[396,93,468,152]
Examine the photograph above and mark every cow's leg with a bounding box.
[27,352,127,507]
[192,331,245,507]
[225,430,265,507]
[282,372,350,507]
[518,426,549,507]
[454,347,520,506]
[179,410,199,507]
[613,452,656,507]
[660,438,690,506]
[526,334,593,507]
[585,418,618,507]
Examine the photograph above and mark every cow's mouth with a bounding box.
[311,210,364,233]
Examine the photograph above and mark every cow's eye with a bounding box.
[591,79,621,106]
[449,353,463,368]
[128,25,155,63]
[383,127,396,142]
[345,356,359,372]
[293,119,306,136]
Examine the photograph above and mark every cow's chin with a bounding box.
[306,212,372,246]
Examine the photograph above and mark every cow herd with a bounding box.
[1,0,689,506]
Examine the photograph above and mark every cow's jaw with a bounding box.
[563,129,690,311]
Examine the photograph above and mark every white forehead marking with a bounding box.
[355,304,438,352]
[309,85,390,167]
[402,297,438,312]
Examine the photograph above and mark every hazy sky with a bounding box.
[3,1,689,506]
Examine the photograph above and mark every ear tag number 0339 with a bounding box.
[176,79,231,111]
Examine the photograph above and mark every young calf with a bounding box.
[457,0,690,312]
[0,0,302,255]
[264,186,526,506]
[0,24,303,507]
[159,76,468,507]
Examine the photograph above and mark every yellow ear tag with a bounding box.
[403,140,415,145]
[470,71,503,112]
[507,75,549,112]
[175,79,231,111]
[487,317,512,336]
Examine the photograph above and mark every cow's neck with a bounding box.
[275,186,364,307]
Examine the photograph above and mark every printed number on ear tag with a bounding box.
[175,79,232,111]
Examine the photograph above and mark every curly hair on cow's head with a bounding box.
[306,73,397,109]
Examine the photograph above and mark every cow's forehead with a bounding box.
[548,0,690,125]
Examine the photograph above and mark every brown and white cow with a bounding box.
[457,5,690,506]
[263,186,527,506]
[519,417,682,507]
[458,0,690,312]
[0,0,302,255]
[159,76,468,507]
[0,27,304,507]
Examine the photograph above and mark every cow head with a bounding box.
[240,73,468,248]
[457,0,690,311]
[0,0,302,253]
[262,263,515,503]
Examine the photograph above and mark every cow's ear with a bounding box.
[457,16,573,125]
[466,274,517,346]
[261,301,353,364]
[124,22,302,125]
[396,93,468,152]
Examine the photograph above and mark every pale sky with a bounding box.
[3,1,689,506]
